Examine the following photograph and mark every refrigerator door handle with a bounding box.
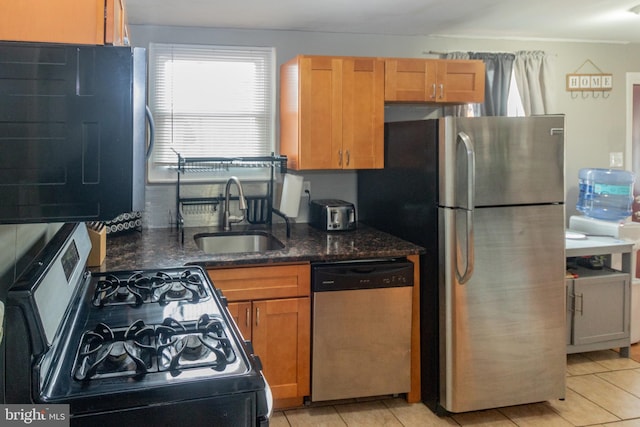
[456,209,475,284]
[456,131,475,284]
[458,132,475,209]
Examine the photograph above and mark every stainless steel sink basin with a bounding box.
[194,231,285,254]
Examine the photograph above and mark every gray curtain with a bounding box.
[513,51,556,115]
[444,52,472,117]
[469,52,515,116]
[444,51,515,116]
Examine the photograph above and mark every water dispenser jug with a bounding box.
[577,168,635,221]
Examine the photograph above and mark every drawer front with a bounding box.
[207,263,311,301]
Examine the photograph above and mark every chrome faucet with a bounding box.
[222,176,248,230]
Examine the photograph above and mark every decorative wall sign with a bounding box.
[566,59,612,98]
[566,73,612,91]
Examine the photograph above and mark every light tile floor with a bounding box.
[271,344,640,426]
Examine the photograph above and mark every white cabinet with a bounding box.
[565,237,633,356]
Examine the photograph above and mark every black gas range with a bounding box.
[4,223,271,426]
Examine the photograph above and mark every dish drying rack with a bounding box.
[174,152,289,242]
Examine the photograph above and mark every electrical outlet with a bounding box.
[610,152,624,168]
[303,181,311,195]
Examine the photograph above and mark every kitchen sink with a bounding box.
[194,231,285,254]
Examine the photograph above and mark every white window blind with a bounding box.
[147,43,275,182]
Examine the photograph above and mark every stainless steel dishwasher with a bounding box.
[311,258,414,402]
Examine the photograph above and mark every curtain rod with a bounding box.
[425,50,556,56]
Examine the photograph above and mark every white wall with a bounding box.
[129,25,640,227]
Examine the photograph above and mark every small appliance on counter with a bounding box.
[309,199,356,231]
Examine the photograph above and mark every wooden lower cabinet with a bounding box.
[208,263,310,409]
[226,301,252,339]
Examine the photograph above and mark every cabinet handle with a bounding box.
[245,307,250,328]
[346,150,350,166]
[578,293,583,315]
[439,83,444,99]
[570,292,583,315]
[338,149,343,167]
[431,83,436,99]
[255,307,260,326]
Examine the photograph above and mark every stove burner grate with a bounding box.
[73,314,238,382]
[157,314,237,374]
[74,320,155,381]
[92,270,209,307]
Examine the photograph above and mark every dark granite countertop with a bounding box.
[93,223,425,272]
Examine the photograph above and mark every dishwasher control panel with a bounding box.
[311,258,413,292]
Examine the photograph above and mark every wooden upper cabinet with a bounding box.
[105,0,128,46]
[384,58,437,102]
[280,55,384,171]
[436,60,485,103]
[385,58,485,104]
[0,0,128,46]
[342,58,384,170]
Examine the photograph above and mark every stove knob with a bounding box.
[215,289,228,306]
[252,354,264,371]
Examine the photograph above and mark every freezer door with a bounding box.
[439,203,566,413]
[439,115,565,208]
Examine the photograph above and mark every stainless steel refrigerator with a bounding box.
[358,115,566,414]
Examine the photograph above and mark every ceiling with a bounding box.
[126,0,640,44]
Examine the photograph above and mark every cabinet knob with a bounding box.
[346,150,350,166]
[439,83,444,99]
[431,83,436,99]
[338,149,343,167]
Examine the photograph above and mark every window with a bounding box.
[147,43,275,182]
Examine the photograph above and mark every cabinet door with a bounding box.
[299,56,343,169]
[252,297,311,401]
[384,58,436,102]
[226,301,252,340]
[342,57,384,169]
[0,0,106,45]
[573,274,630,346]
[105,0,128,46]
[436,60,485,103]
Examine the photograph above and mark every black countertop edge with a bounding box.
[91,223,425,272]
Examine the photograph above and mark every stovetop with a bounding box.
[39,266,254,403]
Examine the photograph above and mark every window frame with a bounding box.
[146,43,276,184]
